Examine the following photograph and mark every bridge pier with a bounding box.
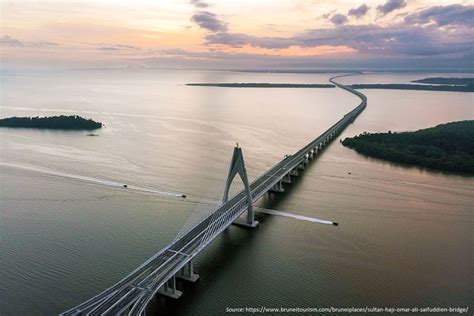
[158,276,182,299]
[234,216,259,228]
[176,260,199,282]
[270,180,284,193]
[290,168,299,176]
[282,173,291,184]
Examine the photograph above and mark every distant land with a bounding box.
[348,84,474,92]
[186,82,473,92]
[0,115,103,130]
[186,83,335,88]
[412,77,474,85]
[342,121,474,174]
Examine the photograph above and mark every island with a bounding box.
[186,82,473,92]
[342,120,474,174]
[186,83,335,88]
[411,77,474,85]
[348,84,474,92]
[0,115,103,130]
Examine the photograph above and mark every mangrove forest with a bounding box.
[342,121,474,174]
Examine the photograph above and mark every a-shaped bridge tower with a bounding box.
[223,144,257,228]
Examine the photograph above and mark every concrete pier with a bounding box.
[270,181,284,192]
[176,261,199,282]
[158,277,182,299]
[282,173,292,183]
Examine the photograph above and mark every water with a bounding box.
[0,69,472,315]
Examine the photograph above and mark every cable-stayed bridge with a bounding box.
[62,74,367,315]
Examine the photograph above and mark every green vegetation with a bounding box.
[342,121,474,174]
[412,77,474,85]
[348,84,474,92]
[186,83,335,88]
[0,115,103,130]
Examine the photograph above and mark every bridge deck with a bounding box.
[61,75,367,316]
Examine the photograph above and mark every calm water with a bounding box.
[0,69,472,315]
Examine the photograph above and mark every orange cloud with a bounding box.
[211,44,357,56]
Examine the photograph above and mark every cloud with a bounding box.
[159,48,221,60]
[348,4,369,18]
[190,0,209,8]
[0,35,24,46]
[206,32,294,49]
[319,10,336,21]
[97,44,140,51]
[191,11,227,32]
[377,0,406,16]
[405,4,474,27]
[0,35,57,47]
[330,14,348,25]
[147,44,472,71]
[4,3,473,71]
[205,20,473,61]
[300,24,472,57]
[31,41,58,47]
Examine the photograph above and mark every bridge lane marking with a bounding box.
[167,249,191,257]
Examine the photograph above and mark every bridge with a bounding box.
[62,74,367,315]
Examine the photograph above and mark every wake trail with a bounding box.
[255,207,338,225]
[0,162,184,198]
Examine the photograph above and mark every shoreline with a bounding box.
[186,82,474,92]
[186,83,335,88]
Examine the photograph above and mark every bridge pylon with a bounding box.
[223,144,258,228]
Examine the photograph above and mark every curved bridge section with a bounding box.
[62,74,367,316]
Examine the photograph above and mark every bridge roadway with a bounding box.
[62,74,367,316]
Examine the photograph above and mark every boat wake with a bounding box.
[256,207,337,225]
[0,162,184,198]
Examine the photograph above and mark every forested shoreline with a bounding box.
[342,121,474,174]
[0,115,103,130]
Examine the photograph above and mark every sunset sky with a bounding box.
[1,0,473,70]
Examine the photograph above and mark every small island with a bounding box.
[0,115,103,130]
[186,83,335,88]
[342,121,474,174]
[411,77,474,85]
[348,83,474,92]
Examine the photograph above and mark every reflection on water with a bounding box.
[0,69,472,315]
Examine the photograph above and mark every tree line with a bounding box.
[342,121,474,174]
[0,115,103,130]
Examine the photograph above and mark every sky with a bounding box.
[1,0,473,70]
